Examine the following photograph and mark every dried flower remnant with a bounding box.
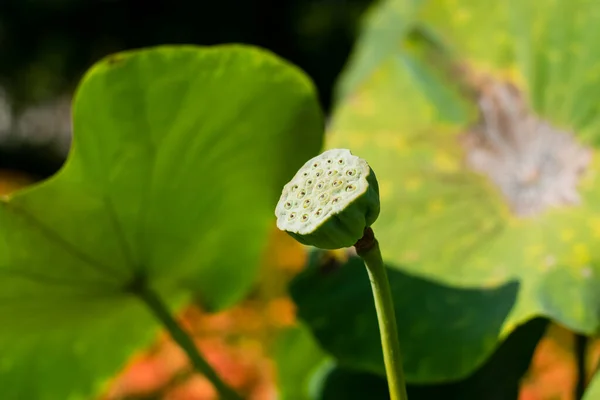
[461,81,592,217]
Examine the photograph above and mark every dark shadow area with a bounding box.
[0,145,64,179]
[0,0,373,178]
[0,0,372,111]
[319,317,549,400]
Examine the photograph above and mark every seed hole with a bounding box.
[297,190,306,199]
[332,197,340,204]
[301,214,309,222]
[291,185,298,192]
[303,199,311,208]
[327,159,333,164]
[313,162,319,168]
[284,201,292,209]
[315,208,323,216]
[337,159,345,165]
[346,169,356,177]
[332,180,344,188]
[307,179,313,186]
[288,212,297,220]
[346,185,356,192]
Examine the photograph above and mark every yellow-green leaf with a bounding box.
[298,0,600,382]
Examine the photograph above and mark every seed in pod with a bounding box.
[274,148,380,249]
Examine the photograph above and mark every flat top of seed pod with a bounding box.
[275,148,372,235]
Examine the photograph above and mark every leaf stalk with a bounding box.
[136,285,243,400]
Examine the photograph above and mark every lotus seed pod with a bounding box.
[275,148,380,249]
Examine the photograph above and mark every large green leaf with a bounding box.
[317,0,600,381]
[316,317,547,399]
[291,251,519,382]
[334,0,424,100]
[273,323,335,400]
[284,252,547,395]
[0,45,324,400]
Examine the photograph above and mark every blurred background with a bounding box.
[1,1,598,399]
[0,0,372,179]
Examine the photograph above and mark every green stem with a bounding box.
[355,228,408,400]
[137,285,243,400]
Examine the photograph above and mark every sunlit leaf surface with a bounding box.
[584,371,600,400]
[296,0,600,382]
[0,45,323,400]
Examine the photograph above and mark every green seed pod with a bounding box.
[275,148,380,249]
